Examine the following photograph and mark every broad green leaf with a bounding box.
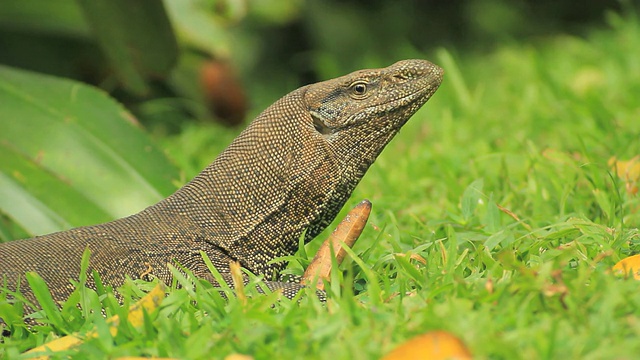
[76,0,178,95]
[0,0,89,38]
[164,0,232,56]
[0,65,180,241]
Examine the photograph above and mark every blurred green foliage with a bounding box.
[0,65,181,240]
[0,0,631,128]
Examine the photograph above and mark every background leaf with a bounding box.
[0,65,180,241]
[75,0,178,95]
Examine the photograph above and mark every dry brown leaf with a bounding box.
[485,278,494,294]
[302,199,371,290]
[394,253,428,265]
[200,60,247,126]
[497,204,533,232]
[230,261,247,305]
[381,331,472,360]
[542,284,568,297]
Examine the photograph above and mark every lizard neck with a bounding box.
[152,89,339,274]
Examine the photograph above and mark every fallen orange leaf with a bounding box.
[381,331,472,360]
[612,254,640,280]
[302,199,371,290]
[115,358,177,360]
[224,355,254,360]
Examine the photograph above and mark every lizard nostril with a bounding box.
[393,73,409,81]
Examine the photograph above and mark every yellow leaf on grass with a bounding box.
[609,156,640,196]
[115,357,177,360]
[381,331,472,360]
[224,354,254,360]
[612,254,640,280]
[108,282,166,331]
[25,283,165,359]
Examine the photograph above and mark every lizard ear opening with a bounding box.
[311,111,333,136]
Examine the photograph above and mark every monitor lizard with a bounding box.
[0,59,443,319]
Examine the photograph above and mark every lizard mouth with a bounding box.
[385,67,443,127]
[362,76,443,130]
[364,63,443,120]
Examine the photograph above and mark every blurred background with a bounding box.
[0,0,629,131]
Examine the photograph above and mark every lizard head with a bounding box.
[300,59,443,241]
[304,59,443,142]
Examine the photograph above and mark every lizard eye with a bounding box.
[350,81,368,98]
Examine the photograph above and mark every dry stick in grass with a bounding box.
[302,199,372,291]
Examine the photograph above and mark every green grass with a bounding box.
[3,10,640,360]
